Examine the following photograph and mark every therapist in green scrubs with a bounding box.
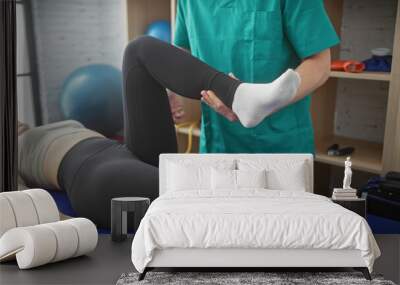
[171,0,339,154]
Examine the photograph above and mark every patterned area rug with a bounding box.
[117,271,395,285]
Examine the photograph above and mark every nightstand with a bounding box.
[331,198,366,218]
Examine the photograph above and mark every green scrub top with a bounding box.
[174,0,339,154]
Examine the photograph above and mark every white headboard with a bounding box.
[159,153,314,195]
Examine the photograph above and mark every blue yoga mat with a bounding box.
[47,190,111,233]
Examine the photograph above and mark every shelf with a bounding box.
[315,136,383,174]
[176,127,383,173]
[330,71,391,81]
[175,125,201,137]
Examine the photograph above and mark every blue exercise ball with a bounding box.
[146,20,171,43]
[60,64,123,137]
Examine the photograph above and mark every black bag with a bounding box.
[367,192,400,221]
[365,172,400,221]
[385,171,400,182]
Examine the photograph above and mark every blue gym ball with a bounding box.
[146,20,171,43]
[60,64,123,137]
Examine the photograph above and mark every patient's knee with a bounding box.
[123,36,157,68]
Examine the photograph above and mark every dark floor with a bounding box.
[0,235,360,285]
[0,234,133,285]
[1,234,398,284]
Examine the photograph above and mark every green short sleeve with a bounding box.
[283,0,340,59]
[173,0,190,50]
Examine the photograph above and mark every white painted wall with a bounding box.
[31,0,127,123]
[334,0,397,143]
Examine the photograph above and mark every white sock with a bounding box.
[232,69,301,128]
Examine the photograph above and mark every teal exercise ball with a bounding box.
[60,64,123,137]
[146,20,171,43]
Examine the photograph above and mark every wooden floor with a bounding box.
[0,234,133,285]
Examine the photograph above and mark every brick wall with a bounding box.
[32,0,127,123]
[334,0,397,143]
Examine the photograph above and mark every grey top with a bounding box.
[18,120,102,189]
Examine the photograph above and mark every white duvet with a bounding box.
[131,190,380,273]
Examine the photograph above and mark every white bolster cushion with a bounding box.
[42,222,79,262]
[0,218,98,269]
[0,191,39,227]
[0,189,59,237]
[23,189,59,224]
[0,196,17,237]
[0,226,57,268]
[64,218,98,257]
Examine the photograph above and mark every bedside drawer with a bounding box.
[332,199,366,218]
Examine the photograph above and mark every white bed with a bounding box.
[131,154,380,280]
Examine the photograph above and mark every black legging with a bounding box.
[122,35,240,166]
[59,36,240,228]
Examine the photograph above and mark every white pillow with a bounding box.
[266,168,306,191]
[211,169,267,190]
[167,160,235,191]
[237,159,307,191]
[211,168,236,190]
[236,169,267,189]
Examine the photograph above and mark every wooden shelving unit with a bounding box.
[125,0,171,41]
[315,135,383,174]
[330,71,391,82]
[312,0,400,175]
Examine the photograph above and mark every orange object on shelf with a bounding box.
[331,60,365,73]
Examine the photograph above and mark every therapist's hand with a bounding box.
[200,73,239,122]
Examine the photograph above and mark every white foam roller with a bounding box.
[23,189,59,224]
[0,226,57,269]
[42,221,79,262]
[64,218,98,257]
[0,196,17,237]
[0,192,39,227]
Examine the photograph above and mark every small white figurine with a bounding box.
[343,156,353,190]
